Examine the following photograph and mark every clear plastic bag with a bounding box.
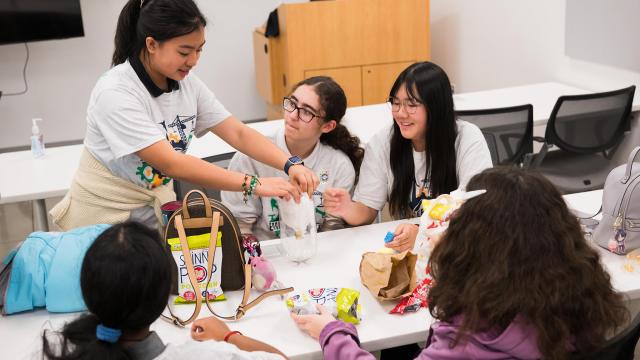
[278,194,317,263]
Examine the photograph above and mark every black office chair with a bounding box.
[530,85,636,194]
[456,104,533,166]
[173,152,236,201]
[571,312,640,360]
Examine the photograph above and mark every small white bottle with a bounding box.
[31,118,45,158]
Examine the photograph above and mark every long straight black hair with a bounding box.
[112,0,207,66]
[291,76,365,182]
[388,62,458,219]
[42,222,173,360]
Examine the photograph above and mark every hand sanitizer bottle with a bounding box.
[31,118,45,158]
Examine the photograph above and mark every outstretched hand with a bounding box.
[290,304,336,340]
[323,187,352,219]
[386,223,419,252]
[190,316,231,342]
[254,177,301,202]
[287,165,319,200]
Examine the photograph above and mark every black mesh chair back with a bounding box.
[531,85,636,194]
[456,104,533,166]
[571,312,640,360]
[546,86,636,154]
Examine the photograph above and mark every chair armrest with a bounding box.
[527,141,552,169]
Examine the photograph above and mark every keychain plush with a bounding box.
[243,234,282,292]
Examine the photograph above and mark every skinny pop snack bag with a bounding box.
[286,287,362,324]
[167,232,225,304]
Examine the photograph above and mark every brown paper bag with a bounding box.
[359,251,417,301]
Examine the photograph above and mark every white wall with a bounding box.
[0,0,296,149]
[430,0,565,93]
[1,0,638,150]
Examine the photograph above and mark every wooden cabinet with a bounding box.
[362,62,415,104]
[305,67,363,107]
[253,0,430,119]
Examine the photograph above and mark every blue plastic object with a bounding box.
[383,231,394,243]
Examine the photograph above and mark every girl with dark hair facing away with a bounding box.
[42,221,287,360]
[324,62,492,252]
[292,167,629,359]
[51,0,318,231]
[221,76,364,240]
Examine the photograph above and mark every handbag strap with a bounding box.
[163,210,293,326]
[622,146,640,183]
[205,262,294,320]
[161,214,204,327]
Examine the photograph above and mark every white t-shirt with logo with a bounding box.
[353,120,492,214]
[221,127,356,240]
[84,60,231,225]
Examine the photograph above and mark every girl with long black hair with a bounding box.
[324,62,492,251]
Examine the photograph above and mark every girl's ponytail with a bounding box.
[320,124,364,182]
[42,314,129,360]
[112,0,142,66]
[111,0,207,67]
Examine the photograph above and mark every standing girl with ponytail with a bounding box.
[51,0,318,231]
[222,76,364,240]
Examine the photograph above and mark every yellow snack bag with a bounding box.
[167,232,225,304]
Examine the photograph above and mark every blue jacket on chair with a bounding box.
[3,224,110,314]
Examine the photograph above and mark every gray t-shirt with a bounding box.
[83,60,231,225]
[221,127,356,240]
[353,120,492,214]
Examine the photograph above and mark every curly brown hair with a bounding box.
[427,167,628,359]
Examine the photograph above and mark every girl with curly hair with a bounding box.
[293,167,628,359]
[222,76,363,240]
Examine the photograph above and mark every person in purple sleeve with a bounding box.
[292,167,629,359]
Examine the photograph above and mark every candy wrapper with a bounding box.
[286,287,362,324]
[167,232,225,304]
[390,269,434,314]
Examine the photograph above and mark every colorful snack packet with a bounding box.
[167,232,225,304]
[390,270,434,315]
[286,287,362,324]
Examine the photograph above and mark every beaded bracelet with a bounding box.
[241,174,260,204]
[248,175,261,197]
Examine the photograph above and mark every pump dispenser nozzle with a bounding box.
[30,118,45,158]
[31,118,42,136]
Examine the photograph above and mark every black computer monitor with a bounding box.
[0,0,84,45]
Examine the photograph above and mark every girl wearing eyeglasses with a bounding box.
[51,0,318,231]
[324,62,492,252]
[221,76,364,240]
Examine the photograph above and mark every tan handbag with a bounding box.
[161,190,292,326]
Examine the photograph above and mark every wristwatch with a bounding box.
[284,155,304,175]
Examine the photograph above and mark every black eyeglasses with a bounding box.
[283,97,323,123]
[387,97,423,114]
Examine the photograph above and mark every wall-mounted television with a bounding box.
[0,0,84,46]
